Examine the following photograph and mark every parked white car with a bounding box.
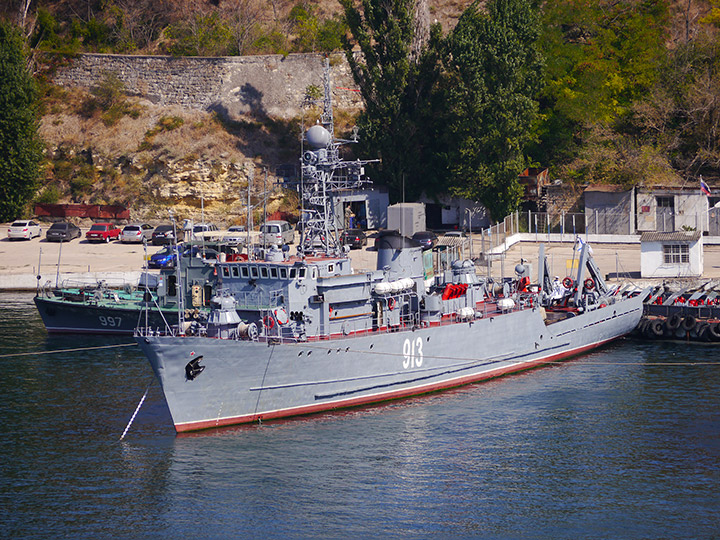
[260,220,294,245]
[223,225,246,246]
[7,220,41,240]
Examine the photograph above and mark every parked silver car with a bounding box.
[7,220,41,240]
[260,220,294,245]
[121,223,154,243]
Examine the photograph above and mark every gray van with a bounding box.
[260,220,294,245]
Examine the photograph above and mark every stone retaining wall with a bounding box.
[52,52,363,119]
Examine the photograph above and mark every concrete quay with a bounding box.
[4,227,720,292]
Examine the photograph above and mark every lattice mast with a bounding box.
[298,57,375,256]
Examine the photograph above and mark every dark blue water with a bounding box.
[2,292,720,539]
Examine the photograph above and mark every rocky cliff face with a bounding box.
[39,97,305,225]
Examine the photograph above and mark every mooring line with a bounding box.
[0,342,138,359]
[119,378,154,441]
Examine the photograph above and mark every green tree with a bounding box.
[441,0,544,220]
[0,21,43,221]
[165,12,234,56]
[340,0,443,201]
[534,0,669,174]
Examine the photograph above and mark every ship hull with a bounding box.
[137,296,644,432]
[34,296,174,335]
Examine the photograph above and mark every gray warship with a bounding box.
[135,61,647,433]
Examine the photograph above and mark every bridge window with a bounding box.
[270,267,278,279]
[240,266,249,278]
[250,266,259,279]
[280,268,288,279]
[260,266,269,279]
[232,266,239,278]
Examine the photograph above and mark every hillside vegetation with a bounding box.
[2,0,720,223]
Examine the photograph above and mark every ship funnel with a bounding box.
[375,230,424,282]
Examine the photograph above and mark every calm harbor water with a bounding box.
[2,292,720,539]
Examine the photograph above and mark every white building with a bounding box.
[640,231,703,278]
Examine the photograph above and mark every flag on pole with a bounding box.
[701,177,711,196]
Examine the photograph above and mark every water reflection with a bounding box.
[3,293,720,539]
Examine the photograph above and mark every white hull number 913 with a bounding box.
[402,337,424,369]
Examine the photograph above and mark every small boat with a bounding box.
[33,242,223,334]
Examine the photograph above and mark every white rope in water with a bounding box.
[119,379,153,441]
[0,342,137,359]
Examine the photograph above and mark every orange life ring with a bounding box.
[388,298,396,310]
[263,315,275,329]
[584,278,595,291]
[518,276,530,292]
[562,277,574,289]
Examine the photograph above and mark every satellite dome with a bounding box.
[306,125,331,149]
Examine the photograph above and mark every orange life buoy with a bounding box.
[562,277,574,289]
[263,315,275,329]
[518,276,530,292]
[584,278,595,291]
[388,298,396,310]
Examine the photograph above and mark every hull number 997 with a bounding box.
[99,316,122,327]
[403,337,423,369]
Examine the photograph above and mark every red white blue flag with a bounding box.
[701,178,711,196]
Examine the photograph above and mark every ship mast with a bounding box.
[296,57,376,256]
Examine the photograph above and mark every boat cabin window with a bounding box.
[250,266,259,279]
[270,267,278,279]
[222,266,230,278]
[240,266,249,278]
[289,268,297,279]
[299,268,307,279]
[231,266,239,278]
[260,267,269,279]
[327,264,334,273]
[280,268,288,279]
[309,267,316,279]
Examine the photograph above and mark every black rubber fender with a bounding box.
[636,319,650,335]
[696,322,711,342]
[681,315,697,332]
[644,319,660,338]
[709,322,720,341]
[665,313,682,330]
[649,319,665,337]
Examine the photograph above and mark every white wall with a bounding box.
[640,239,703,278]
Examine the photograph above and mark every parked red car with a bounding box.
[85,222,121,243]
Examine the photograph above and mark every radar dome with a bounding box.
[306,125,331,149]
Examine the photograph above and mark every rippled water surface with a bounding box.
[2,292,720,539]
